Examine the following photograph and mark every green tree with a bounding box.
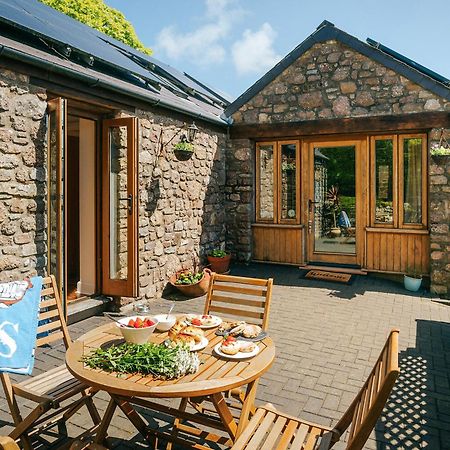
[39,0,152,55]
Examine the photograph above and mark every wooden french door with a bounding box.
[47,97,67,299]
[101,117,139,297]
[305,139,366,266]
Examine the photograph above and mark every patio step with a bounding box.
[67,296,111,325]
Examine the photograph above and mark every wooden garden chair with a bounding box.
[0,275,101,450]
[231,329,400,450]
[0,436,19,450]
[184,273,274,419]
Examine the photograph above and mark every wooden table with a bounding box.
[65,322,275,448]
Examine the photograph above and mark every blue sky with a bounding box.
[105,0,450,100]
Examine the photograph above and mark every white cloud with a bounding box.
[156,0,244,66]
[232,23,281,76]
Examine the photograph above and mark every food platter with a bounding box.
[215,329,267,342]
[185,314,222,329]
[190,336,208,352]
[213,343,260,360]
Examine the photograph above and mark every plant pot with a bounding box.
[174,149,194,161]
[330,227,341,238]
[207,254,231,274]
[169,268,212,297]
[404,275,422,292]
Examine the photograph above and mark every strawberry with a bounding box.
[135,317,143,328]
[191,318,202,326]
[128,319,135,328]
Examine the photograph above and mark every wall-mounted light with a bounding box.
[180,121,199,143]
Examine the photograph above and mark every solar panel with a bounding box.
[0,0,229,112]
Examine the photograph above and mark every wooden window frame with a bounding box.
[255,141,277,223]
[370,133,427,230]
[370,135,398,228]
[398,133,428,229]
[255,140,300,225]
[277,140,301,225]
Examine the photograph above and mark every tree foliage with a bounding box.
[39,0,152,55]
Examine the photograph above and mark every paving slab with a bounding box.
[1,263,449,449]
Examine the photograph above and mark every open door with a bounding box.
[47,97,67,300]
[101,117,139,297]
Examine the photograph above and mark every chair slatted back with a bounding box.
[333,329,400,450]
[36,275,71,349]
[204,273,273,330]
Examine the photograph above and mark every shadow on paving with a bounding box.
[375,319,450,449]
[229,262,430,301]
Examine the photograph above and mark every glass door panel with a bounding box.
[280,143,298,221]
[256,143,276,221]
[310,144,358,261]
[102,117,138,297]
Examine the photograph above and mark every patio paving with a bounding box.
[1,263,450,449]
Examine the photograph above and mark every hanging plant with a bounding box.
[174,142,194,161]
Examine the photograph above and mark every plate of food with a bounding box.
[216,321,267,341]
[214,337,259,359]
[168,319,207,351]
[185,314,222,329]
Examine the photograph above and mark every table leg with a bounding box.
[166,397,188,450]
[94,398,117,445]
[236,380,258,438]
[210,392,237,440]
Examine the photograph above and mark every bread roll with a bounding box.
[242,324,262,338]
[220,341,240,355]
[239,341,257,353]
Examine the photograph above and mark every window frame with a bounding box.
[255,140,300,225]
[370,133,427,229]
[398,133,428,229]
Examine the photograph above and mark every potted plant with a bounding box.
[326,185,341,237]
[207,249,231,273]
[404,267,422,292]
[174,141,194,161]
[169,268,211,297]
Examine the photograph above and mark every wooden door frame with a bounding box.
[303,137,367,267]
[101,117,139,298]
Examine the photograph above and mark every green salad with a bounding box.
[82,341,200,379]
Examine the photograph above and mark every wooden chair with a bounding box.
[203,273,273,331]
[185,273,274,415]
[0,275,101,450]
[0,436,19,450]
[231,329,400,450]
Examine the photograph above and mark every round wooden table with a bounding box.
[66,322,275,448]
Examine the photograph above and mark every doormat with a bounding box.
[302,270,356,285]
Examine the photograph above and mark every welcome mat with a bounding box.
[301,269,356,285]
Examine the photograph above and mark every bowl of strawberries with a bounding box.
[116,316,159,344]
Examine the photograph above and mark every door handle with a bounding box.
[119,194,133,214]
[308,199,317,234]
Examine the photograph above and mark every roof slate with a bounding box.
[225,20,450,118]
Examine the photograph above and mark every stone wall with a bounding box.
[0,69,47,282]
[133,109,226,302]
[227,39,450,296]
[225,138,253,261]
[428,128,450,298]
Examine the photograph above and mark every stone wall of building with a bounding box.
[428,128,450,298]
[225,138,253,261]
[133,109,226,302]
[0,69,47,282]
[227,39,450,296]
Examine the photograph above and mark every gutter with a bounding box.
[0,43,227,127]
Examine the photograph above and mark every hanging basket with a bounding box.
[174,142,194,161]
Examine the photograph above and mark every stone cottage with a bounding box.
[225,21,450,297]
[1,2,449,308]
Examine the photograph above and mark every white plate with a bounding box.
[213,343,260,359]
[186,315,222,329]
[190,336,208,352]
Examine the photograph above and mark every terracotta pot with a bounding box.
[169,268,212,297]
[330,227,341,238]
[207,254,231,273]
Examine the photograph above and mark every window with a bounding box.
[256,140,300,224]
[371,134,426,228]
